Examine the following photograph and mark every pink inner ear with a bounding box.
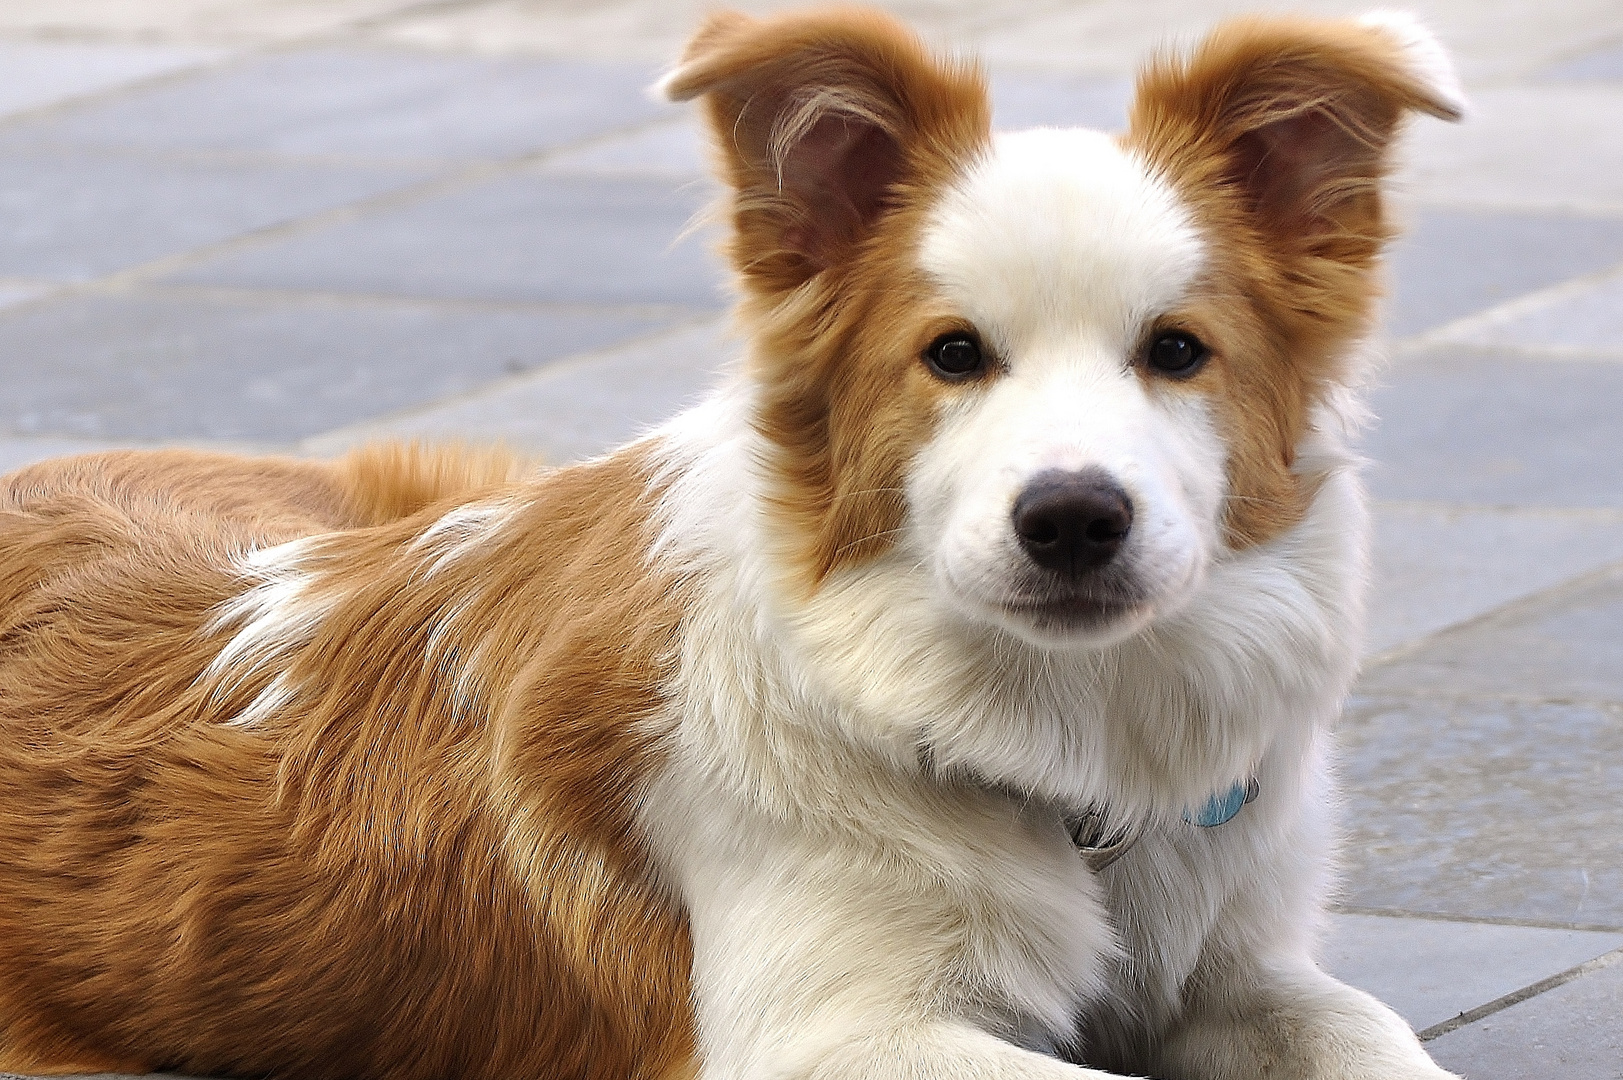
[1231,107,1376,233]
[778,113,904,267]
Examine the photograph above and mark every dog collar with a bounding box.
[1066,808,1138,872]
[1068,777,1260,870]
[1183,776,1260,828]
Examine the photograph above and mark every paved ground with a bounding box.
[1,1,1621,1077]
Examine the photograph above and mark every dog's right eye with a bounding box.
[924,333,985,380]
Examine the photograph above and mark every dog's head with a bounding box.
[665,8,1461,650]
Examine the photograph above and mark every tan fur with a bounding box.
[667,8,991,589]
[0,443,693,1080]
[1123,16,1458,547]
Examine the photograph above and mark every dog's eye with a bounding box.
[1146,332,1209,377]
[924,333,985,380]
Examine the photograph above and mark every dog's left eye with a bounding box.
[924,333,986,380]
[1147,332,1209,377]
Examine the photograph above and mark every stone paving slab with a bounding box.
[1401,84,1623,214]
[1364,503,1623,656]
[0,289,672,441]
[1320,913,1623,1033]
[1427,267,1623,358]
[0,150,434,281]
[0,48,666,164]
[0,283,46,310]
[1543,42,1623,82]
[1362,561,1623,701]
[0,41,227,122]
[0,435,157,476]
[1383,211,1623,338]
[1338,690,1623,927]
[1427,949,1623,1076]
[164,171,726,306]
[0,0,430,45]
[304,316,732,460]
[369,0,1623,84]
[1361,349,1623,509]
[985,73,1130,131]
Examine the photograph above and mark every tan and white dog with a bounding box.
[0,8,1464,1080]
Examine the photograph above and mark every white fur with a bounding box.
[917,129,1217,651]
[204,537,336,716]
[1358,11,1469,119]
[636,95,1455,1080]
[224,672,298,730]
[411,498,517,578]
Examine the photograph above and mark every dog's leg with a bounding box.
[1100,761,1458,1080]
[1154,956,1458,1080]
[665,788,1156,1080]
[756,1023,1143,1080]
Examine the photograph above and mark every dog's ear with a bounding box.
[1127,12,1463,250]
[661,8,990,294]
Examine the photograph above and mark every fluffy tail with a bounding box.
[334,441,537,526]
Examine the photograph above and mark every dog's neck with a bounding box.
[645,383,1367,831]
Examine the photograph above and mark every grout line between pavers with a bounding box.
[1395,257,1623,355]
[1349,689,1623,712]
[0,109,694,325]
[1415,945,1623,1042]
[296,312,729,455]
[0,47,253,132]
[0,0,458,131]
[1362,555,1623,670]
[1331,904,1623,936]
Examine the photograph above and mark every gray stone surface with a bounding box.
[0,0,428,44]
[1541,42,1623,81]
[0,436,145,475]
[537,119,707,179]
[988,73,1131,131]
[1365,503,1623,656]
[1384,210,1623,337]
[1361,349,1623,508]
[0,49,667,163]
[1430,269,1623,358]
[0,150,432,280]
[0,290,671,440]
[1427,950,1623,1076]
[1399,84,1623,215]
[1362,561,1623,701]
[0,40,226,121]
[305,317,734,460]
[1337,693,1623,926]
[1320,913,1623,1032]
[164,172,727,306]
[0,283,47,310]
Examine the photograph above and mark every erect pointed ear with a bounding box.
[660,7,990,294]
[1126,11,1464,253]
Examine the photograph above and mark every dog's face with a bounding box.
[666,9,1462,649]
[910,127,1217,647]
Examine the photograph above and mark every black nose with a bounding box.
[1012,469,1133,576]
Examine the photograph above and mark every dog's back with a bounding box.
[0,444,696,1080]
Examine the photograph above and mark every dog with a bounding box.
[0,8,1465,1080]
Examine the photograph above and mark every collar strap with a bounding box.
[1184,776,1260,828]
[1067,776,1259,870]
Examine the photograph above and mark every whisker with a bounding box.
[827,485,908,505]
[832,527,907,557]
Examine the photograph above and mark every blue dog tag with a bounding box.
[1184,777,1259,827]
